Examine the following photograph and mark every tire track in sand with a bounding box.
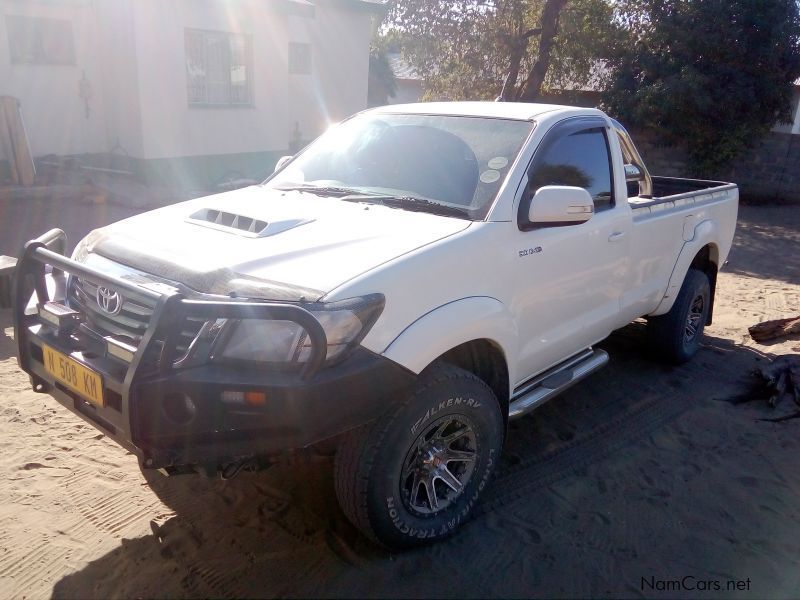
[478,394,691,515]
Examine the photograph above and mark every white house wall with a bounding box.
[128,0,372,161]
[0,0,378,164]
[772,88,800,135]
[0,0,109,157]
[789,87,799,135]
[129,0,290,161]
[286,14,316,143]
[94,0,144,158]
[287,2,372,140]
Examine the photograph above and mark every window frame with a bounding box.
[185,28,254,108]
[517,116,616,231]
[6,14,76,66]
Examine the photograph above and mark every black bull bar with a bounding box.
[12,230,329,448]
[14,229,327,379]
[9,230,416,472]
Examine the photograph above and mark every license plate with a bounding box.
[42,344,104,407]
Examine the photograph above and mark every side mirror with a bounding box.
[528,186,594,226]
[624,163,644,182]
[274,155,293,173]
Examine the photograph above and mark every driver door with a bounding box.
[512,117,630,384]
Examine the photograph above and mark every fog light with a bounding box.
[39,301,80,330]
[244,391,267,406]
[162,393,196,424]
[105,336,136,362]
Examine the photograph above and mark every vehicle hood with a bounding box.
[83,186,471,301]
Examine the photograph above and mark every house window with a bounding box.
[185,29,252,106]
[6,15,76,65]
[288,42,311,75]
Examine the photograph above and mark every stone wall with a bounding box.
[632,130,800,204]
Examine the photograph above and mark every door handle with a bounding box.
[608,231,626,242]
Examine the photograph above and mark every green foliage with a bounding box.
[603,0,800,174]
[385,1,511,100]
[385,0,619,101]
[545,0,621,92]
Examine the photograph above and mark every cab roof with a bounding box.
[367,101,587,121]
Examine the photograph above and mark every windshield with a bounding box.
[266,113,534,220]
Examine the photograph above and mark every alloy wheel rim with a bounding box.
[684,294,705,342]
[400,415,478,515]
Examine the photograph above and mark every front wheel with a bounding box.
[647,268,711,364]
[334,363,504,549]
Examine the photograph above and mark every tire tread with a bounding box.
[647,268,710,364]
[333,363,495,546]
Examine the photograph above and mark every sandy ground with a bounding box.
[1,202,799,599]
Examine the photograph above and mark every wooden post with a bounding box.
[0,255,17,309]
[0,99,18,184]
[0,96,35,186]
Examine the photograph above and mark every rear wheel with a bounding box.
[647,268,711,364]
[334,363,504,549]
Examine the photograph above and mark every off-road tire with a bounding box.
[647,268,711,364]
[334,363,504,549]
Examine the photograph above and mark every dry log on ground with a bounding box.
[748,315,800,343]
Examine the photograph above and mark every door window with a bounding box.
[526,126,614,213]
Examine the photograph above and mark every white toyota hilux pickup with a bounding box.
[13,102,738,548]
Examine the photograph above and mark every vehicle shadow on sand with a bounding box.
[51,324,792,599]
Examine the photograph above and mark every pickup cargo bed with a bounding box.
[629,176,736,211]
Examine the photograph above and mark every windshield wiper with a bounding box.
[367,195,471,219]
[277,185,471,219]
[276,184,378,198]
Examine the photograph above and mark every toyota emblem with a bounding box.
[96,286,122,315]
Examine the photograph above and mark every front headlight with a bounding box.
[220,319,307,362]
[219,293,384,365]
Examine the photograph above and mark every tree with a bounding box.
[603,0,800,173]
[513,0,568,101]
[367,44,398,107]
[385,0,618,102]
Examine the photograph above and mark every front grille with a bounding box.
[68,276,205,361]
[71,277,153,341]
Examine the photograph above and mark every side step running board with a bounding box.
[508,348,609,420]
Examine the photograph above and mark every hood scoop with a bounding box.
[187,208,312,238]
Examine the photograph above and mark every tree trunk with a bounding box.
[515,0,569,102]
[499,44,525,101]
